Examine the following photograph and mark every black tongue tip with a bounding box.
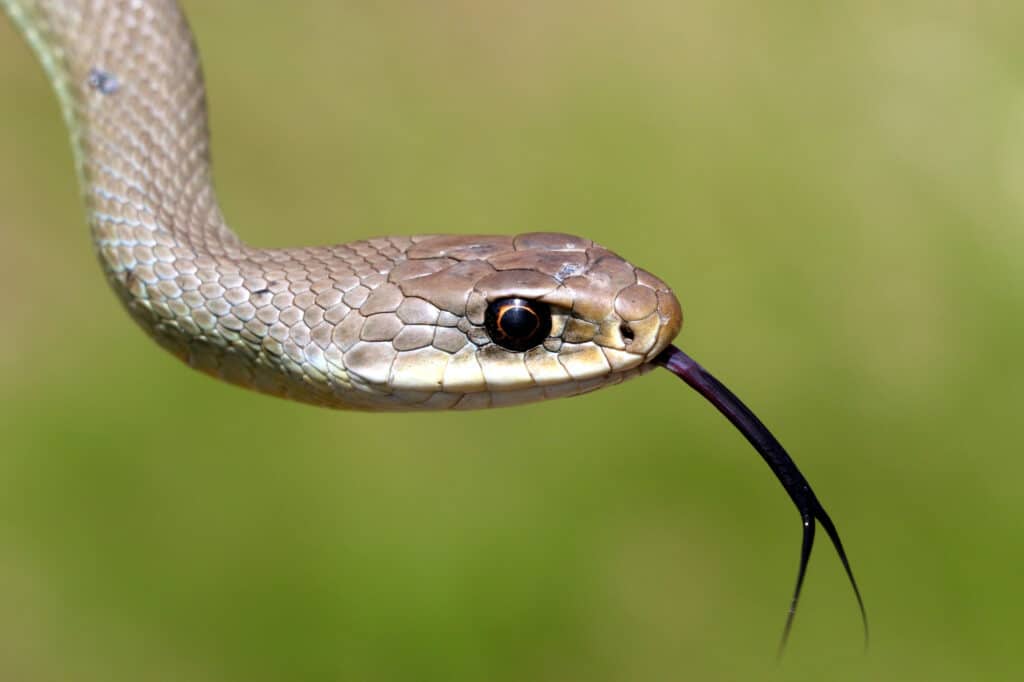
[654,344,867,654]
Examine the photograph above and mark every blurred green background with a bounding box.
[2,1,1022,680]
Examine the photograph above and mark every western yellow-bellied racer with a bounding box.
[1,0,866,651]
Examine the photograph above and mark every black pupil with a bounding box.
[484,298,551,352]
[500,306,538,337]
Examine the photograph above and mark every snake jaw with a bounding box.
[654,344,868,653]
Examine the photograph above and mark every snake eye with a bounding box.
[484,297,552,352]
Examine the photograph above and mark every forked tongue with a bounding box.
[654,345,867,655]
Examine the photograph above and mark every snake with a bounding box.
[3,0,866,651]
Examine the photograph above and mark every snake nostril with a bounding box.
[619,322,635,344]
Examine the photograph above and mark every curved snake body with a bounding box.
[3,0,681,411]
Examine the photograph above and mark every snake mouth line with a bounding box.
[653,344,868,654]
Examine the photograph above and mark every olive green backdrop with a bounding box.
[1,1,1021,680]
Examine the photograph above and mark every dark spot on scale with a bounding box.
[124,268,145,297]
[88,68,120,95]
[620,322,635,344]
[252,287,273,305]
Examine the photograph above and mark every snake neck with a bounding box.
[4,0,244,270]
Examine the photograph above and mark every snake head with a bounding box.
[344,231,681,409]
